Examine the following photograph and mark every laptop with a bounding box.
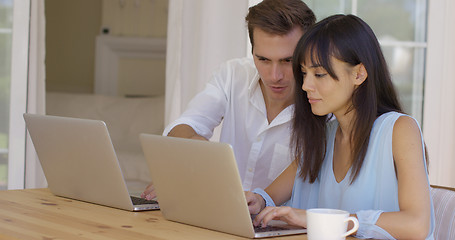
[139,133,307,238]
[23,113,159,211]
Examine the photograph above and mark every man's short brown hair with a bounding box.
[245,0,316,48]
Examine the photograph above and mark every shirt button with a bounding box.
[248,168,253,172]
[256,137,261,142]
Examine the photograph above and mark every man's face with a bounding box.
[252,27,304,106]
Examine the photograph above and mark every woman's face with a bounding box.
[300,56,365,117]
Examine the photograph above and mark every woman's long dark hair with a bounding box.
[291,14,403,183]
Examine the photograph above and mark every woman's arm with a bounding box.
[266,160,298,205]
[246,161,297,214]
[375,115,431,239]
[246,161,305,228]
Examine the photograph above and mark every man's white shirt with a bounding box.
[163,58,294,190]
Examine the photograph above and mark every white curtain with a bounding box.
[25,0,47,188]
[164,0,249,129]
[8,0,45,189]
[424,0,455,188]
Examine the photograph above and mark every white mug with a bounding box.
[306,208,359,240]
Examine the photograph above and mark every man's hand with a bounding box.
[140,182,157,200]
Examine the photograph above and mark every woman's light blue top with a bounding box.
[289,112,434,239]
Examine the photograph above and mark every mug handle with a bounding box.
[342,216,359,237]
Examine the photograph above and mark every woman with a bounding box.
[246,14,434,239]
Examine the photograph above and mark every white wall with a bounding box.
[99,0,168,97]
[101,0,168,37]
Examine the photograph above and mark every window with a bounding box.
[305,0,428,123]
[0,0,13,190]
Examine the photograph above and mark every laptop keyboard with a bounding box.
[130,196,158,205]
[254,225,290,233]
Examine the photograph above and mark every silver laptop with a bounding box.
[23,113,159,211]
[139,134,307,238]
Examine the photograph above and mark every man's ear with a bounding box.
[353,63,368,86]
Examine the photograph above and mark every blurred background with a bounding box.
[1,0,454,190]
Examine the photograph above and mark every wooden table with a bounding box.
[0,188,358,239]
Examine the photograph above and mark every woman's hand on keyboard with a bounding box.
[253,206,307,228]
[245,191,265,215]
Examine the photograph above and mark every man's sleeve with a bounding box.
[163,68,229,139]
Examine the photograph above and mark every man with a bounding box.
[142,0,315,200]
